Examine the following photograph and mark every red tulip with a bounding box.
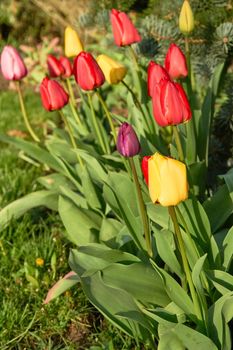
[73,51,105,90]
[40,77,69,111]
[47,54,64,78]
[147,61,170,97]
[164,43,188,80]
[152,79,191,127]
[141,156,151,185]
[110,9,141,46]
[59,56,73,77]
[0,45,27,80]
[117,122,140,157]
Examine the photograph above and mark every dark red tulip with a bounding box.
[117,122,140,157]
[47,54,64,78]
[40,77,69,111]
[141,156,151,185]
[110,9,141,46]
[164,43,188,80]
[152,79,191,126]
[59,56,73,78]
[73,51,105,90]
[147,61,170,97]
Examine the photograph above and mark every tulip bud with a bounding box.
[141,156,151,184]
[73,52,105,90]
[40,77,69,111]
[164,43,188,80]
[96,54,127,84]
[179,0,194,35]
[147,61,170,97]
[0,45,27,81]
[110,9,141,46]
[152,79,191,127]
[117,122,140,157]
[59,56,73,78]
[148,153,188,206]
[64,26,84,57]
[47,54,64,78]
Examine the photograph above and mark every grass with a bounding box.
[0,89,137,349]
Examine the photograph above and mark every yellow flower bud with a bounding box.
[35,258,44,267]
[64,26,84,58]
[179,0,194,35]
[148,153,188,206]
[96,54,127,84]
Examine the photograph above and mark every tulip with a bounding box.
[141,156,151,185]
[152,79,191,127]
[47,54,64,78]
[110,9,141,46]
[0,45,27,80]
[147,61,170,97]
[117,122,140,157]
[179,0,194,35]
[96,54,127,84]
[64,26,84,57]
[59,56,73,78]
[164,43,188,80]
[40,77,69,111]
[73,52,105,90]
[148,152,188,206]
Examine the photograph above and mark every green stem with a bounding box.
[16,82,40,142]
[95,90,116,143]
[173,125,184,162]
[184,36,191,76]
[66,78,82,125]
[59,110,84,168]
[168,206,202,322]
[87,93,107,154]
[128,46,140,72]
[129,157,152,257]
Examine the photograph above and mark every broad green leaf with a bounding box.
[80,166,102,210]
[192,254,208,318]
[188,161,206,197]
[99,218,124,248]
[46,138,77,164]
[158,331,184,350]
[43,271,79,304]
[37,173,74,191]
[58,196,101,245]
[102,262,170,307]
[154,228,183,278]
[147,204,170,229]
[206,270,233,295]
[223,226,233,271]
[0,191,58,230]
[78,149,108,183]
[150,260,195,317]
[204,185,233,233]
[59,186,87,209]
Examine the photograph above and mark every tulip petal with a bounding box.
[118,12,141,46]
[111,10,124,46]
[148,154,161,203]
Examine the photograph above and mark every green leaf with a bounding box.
[43,271,80,304]
[206,270,233,295]
[58,196,101,245]
[80,166,102,210]
[37,173,74,191]
[0,191,58,230]
[188,161,206,197]
[154,228,183,278]
[99,218,124,248]
[223,226,233,271]
[192,254,208,317]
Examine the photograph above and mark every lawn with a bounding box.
[0,90,135,350]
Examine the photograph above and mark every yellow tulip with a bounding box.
[64,26,84,57]
[148,153,188,206]
[179,0,194,35]
[96,54,127,84]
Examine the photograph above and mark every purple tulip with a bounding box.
[117,122,140,157]
[0,45,27,81]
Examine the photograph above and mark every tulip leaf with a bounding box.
[0,190,58,230]
[99,218,124,248]
[37,173,74,191]
[43,271,79,304]
[80,165,102,210]
[46,138,77,164]
[206,270,233,295]
[222,226,233,271]
[59,186,87,209]
[58,196,101,245]
[153,228,183,278]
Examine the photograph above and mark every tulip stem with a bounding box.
[16,82,40,143]
[128,46,140,72]
[95,90,117,143]
[173,125,184,162]
[129,157,152,257]
[168,206,202,322]
[122,80,150,131]
[87,93,108,154]
[59,110,84,168]
[66,78,82,125]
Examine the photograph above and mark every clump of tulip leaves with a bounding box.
[0,4,233,350]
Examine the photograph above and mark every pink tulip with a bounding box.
[0,45,27,80]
